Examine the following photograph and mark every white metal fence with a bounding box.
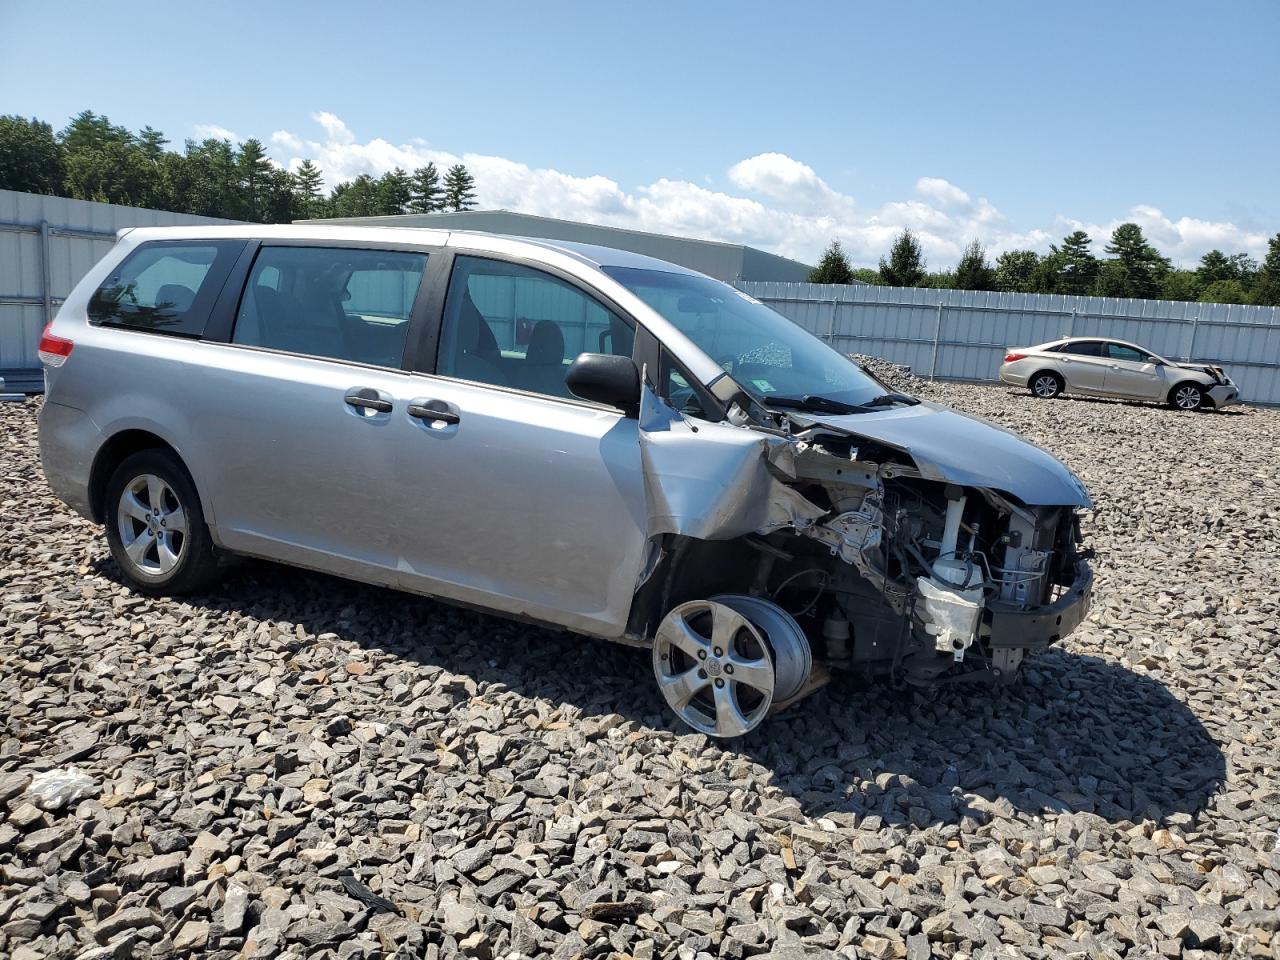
[0,190,234,391]
[737,281,1280,406]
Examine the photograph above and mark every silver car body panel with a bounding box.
[41,223,1094,645]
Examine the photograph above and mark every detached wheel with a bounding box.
[653,599,777,737]
[104,449,221,595]
[1030,372,1064,399]
[1170,383,1205,411]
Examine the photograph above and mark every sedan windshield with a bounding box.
[602,266,888,408]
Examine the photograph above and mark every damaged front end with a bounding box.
[631,385,1094,694]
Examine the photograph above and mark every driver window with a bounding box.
[437,256,633,399]
[1107,343,1149,364]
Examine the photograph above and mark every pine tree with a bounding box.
[442,164,477,211]
[293,159,325,219]
[808,240,855,284]
[1054,230,1099,295]
[1102,223,1170,299]
[1252,233,1280,306]
[378,167,412,215]
[238,138,273,222]
[953,239,995,290]
[878,229,926,287]
[409,163,442,213]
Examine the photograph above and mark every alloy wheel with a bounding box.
[1175,386,1202,410]
[116,473,187,576]
[1033,375,1060,398]
[652,600,775,737]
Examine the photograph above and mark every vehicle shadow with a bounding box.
[92,556,1225,829]
[1001,388,1248,415]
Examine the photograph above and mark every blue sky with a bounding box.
[3,0,1277,266]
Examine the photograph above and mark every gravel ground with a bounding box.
[1,382,1278,960]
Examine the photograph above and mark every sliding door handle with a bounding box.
[408,400,460,425]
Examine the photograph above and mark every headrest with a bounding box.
[526,319,565,365]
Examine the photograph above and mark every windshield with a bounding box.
[603,266,886,407]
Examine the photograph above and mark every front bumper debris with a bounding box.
[985,560,1093,650]
[1207,383,1240,409]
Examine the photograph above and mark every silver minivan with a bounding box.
[39,225,1094,736]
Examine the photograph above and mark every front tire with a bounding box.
[104,449,222,595]
[1030,371,1064,399]
[1169,383,1205,411]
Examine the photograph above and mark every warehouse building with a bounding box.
[300,209,814,283]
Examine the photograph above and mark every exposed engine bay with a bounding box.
[629,383,1094,728]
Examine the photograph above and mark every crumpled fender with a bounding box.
[637,386,826,540]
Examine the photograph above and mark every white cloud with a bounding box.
[192,123,239,143]
[234,113,1268,268]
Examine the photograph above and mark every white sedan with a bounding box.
[1000,337,1240,410]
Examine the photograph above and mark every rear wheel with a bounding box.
[104,449,222,595]
[1030,371,1064,399]
[1169,383,1205,411]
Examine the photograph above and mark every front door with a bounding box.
[1102,342,1167,400]
[392,254,649,638]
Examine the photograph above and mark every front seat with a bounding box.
[450,290,506,385]
[521,319,568,397]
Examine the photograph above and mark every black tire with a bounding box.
[1029,371,1064,399]
[1168,382,1205,411]
[104,448,222,596]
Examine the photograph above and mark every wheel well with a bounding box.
[1167,380,1203,404]
[88,430,181,523]
[1031,369,1064,388]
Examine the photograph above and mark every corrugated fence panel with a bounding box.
[738,281,1280,405]
[0,190,236,387]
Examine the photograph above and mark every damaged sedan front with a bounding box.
[604,266,1095,737]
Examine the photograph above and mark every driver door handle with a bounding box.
[408,401,460,425]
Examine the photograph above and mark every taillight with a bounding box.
[38,324,74,367]
[1004,352,1026,363]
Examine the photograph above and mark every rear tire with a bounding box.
[1169,382,1205,411]
[1030,371,1064,399]
[104,449,222,596]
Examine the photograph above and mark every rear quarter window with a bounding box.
[88,240,244,337]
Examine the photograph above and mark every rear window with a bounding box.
[88,240,243,336]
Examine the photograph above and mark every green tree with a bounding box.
[1198,279,1250,304]
[238,138,273,221]
[59,111,153,205]
[953,239,995,290]
[1054,230,1099,295]
[878,229,926,287]
[442,163,477,211]
[0,115,65,194]
[850,267,883,285]
[329,174,383,218]
[377,167,412,215]
[808,240,855,284]
[1100,223,1170,299]
[1250,233,1280,306]
[292,159,326,219]
[409,162,443,213]
[1159,270,1202,302]
[919,271,956,289]
[993,250,1040,292]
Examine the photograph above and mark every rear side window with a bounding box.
[88,241,243,336]
[1063,340,1103,357]
[232,246,427,367]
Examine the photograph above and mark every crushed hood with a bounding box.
[796,401,1093,507]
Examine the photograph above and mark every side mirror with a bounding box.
[565,353,640,415]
